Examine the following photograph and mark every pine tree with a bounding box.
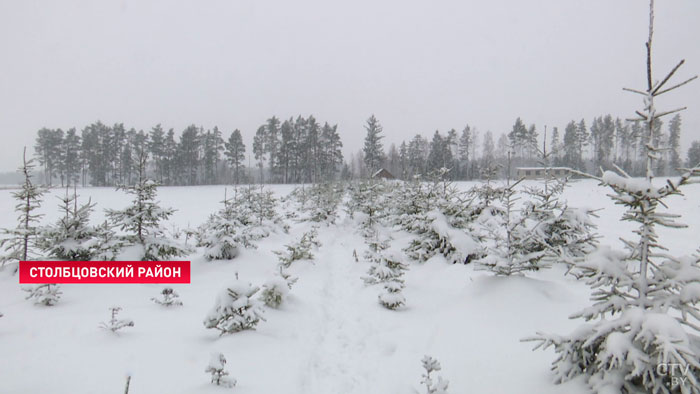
[148,124,166,183]
[562,120,582,170]
[481,131,495,173]
[577,118,589,169]
[508,118,528,159]
[427,131,446,174]
[279,120,295,183]
[458,126,472,179]
[264,117,281,182]
[225,129,246,184]
[668,114,682,171]
[363,115,386,174]
[202,129,219,184]
[0,148,45,271]
[527,2,700,392]
[163,128,178,185]
[106,150,189,261]
[319,122,344,181]
[253,126,266,182]
[688,140,700,167]
[177,125,201,185]
[407,134,428,177]
[550,127,561,165]
[61,128,81,186]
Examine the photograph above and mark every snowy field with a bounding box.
[0,179,698,394]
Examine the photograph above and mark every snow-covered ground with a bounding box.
[0,179,698,394]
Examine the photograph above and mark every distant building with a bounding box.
[515,167,573,180]
[371,168,395,180]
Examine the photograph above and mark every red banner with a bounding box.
[19,261,191,284]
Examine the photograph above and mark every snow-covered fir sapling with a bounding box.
[420,355,449,394]
[259,277,289,309]
[197,187,286,260]
[151,287,183,307]
[198,195,245,261]
[23,283,62,306]
[206,352,236,388]
[274,228,320,269]
[287,183,344,223]
[0,148,45,272]
[99,306,134,333]
[361,230,391,278]
[393,170,479,264]
[40,189,118,261]
[520,178,598,265]
[526,2,700,393]
[376,251,408,310]
[346,179,388,237]
[204,279,266,335]
[106,150,189,261]
[474,153,550,275]
[518,131,598,266]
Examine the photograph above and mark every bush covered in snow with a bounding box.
[99,306,134,333]
[390,171,479,264]
[259,277,290,309]
[206,352,236,388]
[151,287,183,307]
[197,186,286,260]
[204,280,266,335]
[274,228,320,269]
[23,283,62,306]
[233,185,285,227]
[284,183,344,223]
[420,355,449,394]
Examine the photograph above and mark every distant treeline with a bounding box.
[357,113,693,181]
[31,113,697,187]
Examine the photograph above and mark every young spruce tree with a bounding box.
[106,149,189,261]
[0,148,45,271]
[526,2,700,392]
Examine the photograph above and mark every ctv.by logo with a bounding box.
[657,363,691,387]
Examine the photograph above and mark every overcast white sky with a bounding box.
[1,0,698,171]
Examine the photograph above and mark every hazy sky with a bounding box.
[1,0,698,171]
